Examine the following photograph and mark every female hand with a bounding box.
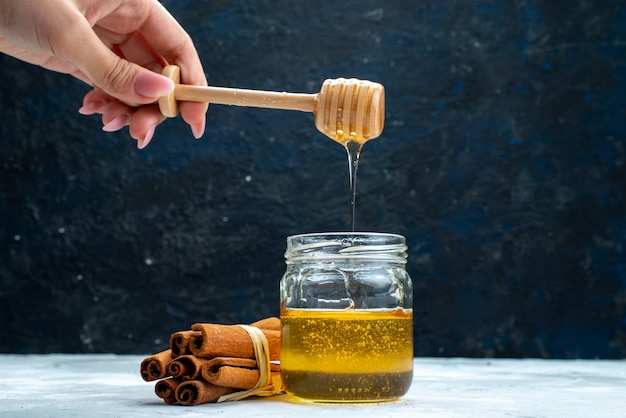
[0,0,208,149]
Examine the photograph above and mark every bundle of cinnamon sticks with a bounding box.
[140,317,282,405]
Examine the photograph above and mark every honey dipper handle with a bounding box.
[175,85,316,112]
[158,65,315,117]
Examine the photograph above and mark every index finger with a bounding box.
[140,2,207,88]
[140,1,208,137]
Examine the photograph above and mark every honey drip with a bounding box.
[332,129,368,232]
[346,140,362,232]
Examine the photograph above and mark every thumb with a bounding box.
[70,30,174,104]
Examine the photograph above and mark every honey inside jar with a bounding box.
[280,308,413,402]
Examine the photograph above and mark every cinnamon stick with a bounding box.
[205,366,260,389]
[189,324,280,360]
[154,378,180,404]
[140,349,173,381]
[175,380,237,406]
[168,355,211,381]
[170,330,201,357]
[200,356,281,388]
[249,317,281,331]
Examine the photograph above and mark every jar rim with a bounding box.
[285,232,408,262]
[287,231,406,240]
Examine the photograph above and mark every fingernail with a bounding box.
[79,101,104,115]
[191,120,206,139]
[138,126,156,149]
[134,73,175,98]
[102,115,129,132]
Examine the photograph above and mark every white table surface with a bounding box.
[0,354,623,417]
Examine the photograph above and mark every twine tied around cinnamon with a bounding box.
[217,325,284,402]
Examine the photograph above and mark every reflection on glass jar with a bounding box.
[279,232,413,402]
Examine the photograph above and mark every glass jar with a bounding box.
[279,232,413,402]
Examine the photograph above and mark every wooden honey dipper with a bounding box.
[158,65,385,144]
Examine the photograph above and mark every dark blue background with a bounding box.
[1,0,625,358]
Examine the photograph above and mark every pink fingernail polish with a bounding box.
[135,73,175,98]
[138,126,156,149]
[79,101,104,115]
[102,115,129,132]
[191,120,206,139]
